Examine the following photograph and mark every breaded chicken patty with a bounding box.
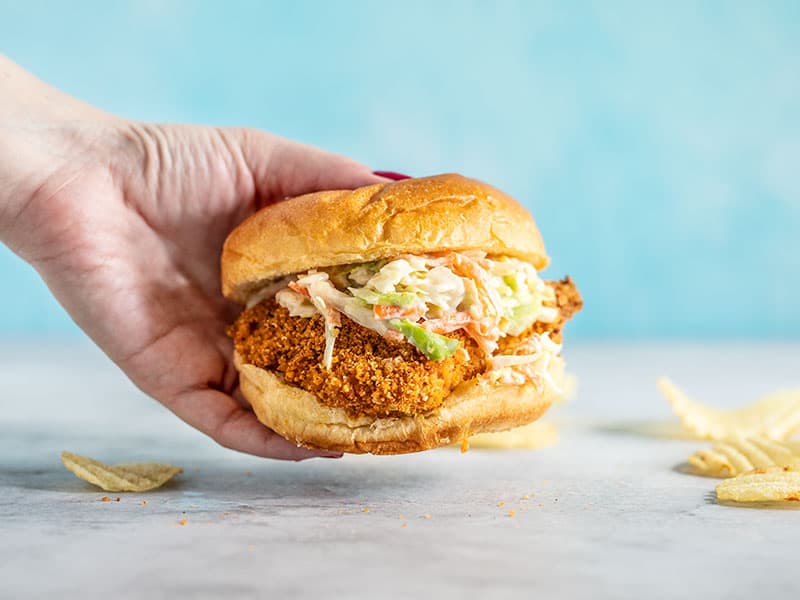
[229,278,581,418]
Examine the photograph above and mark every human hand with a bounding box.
[0,56,392,459]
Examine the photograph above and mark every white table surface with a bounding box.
[1,340,799,599]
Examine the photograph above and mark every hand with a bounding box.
[1,56,388,459]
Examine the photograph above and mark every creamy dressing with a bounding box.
[250,251,562,380]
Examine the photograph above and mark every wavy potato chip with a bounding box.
[464,420,559,450]
[688,436,800,478]
[716,465,800,503]
[551,374,578,407]
[61,451,182,492]
[657,378,800,440]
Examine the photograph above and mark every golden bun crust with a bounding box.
[222,174,549,304]
[234,351,563,455]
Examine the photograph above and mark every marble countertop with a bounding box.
[1,341,799,599]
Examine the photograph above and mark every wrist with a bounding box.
[0,55,121,254]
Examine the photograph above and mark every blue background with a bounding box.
[1,1,798,339]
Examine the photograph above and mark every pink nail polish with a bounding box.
[373,171,412,180]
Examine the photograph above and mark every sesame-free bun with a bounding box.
[234,351,563,455]
[222,174,549,304]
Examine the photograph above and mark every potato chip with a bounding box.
[657,378,800,440]
[61,451,182,492]
[464,420,559,450]
[716,465,800,502]
[688,435,800,478]
[550,373,578,406]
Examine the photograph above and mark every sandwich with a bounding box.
[222,174,581,454]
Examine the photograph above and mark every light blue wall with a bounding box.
[1,1,798,339]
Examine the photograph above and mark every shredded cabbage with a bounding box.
[275,288,316,317]
[258,252,562,380]
[391,319,460,361]
[311,294,338,370]
[487,333,562,390]
[376,292,418,307]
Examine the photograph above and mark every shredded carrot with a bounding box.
[288,281,310,297]
[373,304,426,321]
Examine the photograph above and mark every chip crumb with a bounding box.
[362,507,370,513]
[247,544,256,551]
[399,514,405,519]
[460,438,469,453]
[424,513,431,519]
[401,522,408,528]
[115,497,120,502]
[244,471,253,477]
[508,509,516,518]
[497,501,505,507]
[100,496,111,502]
[521,495,530,501]
[178,517,188,526]
[140,501,148,506]
[538,503,544,507]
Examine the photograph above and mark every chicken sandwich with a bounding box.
[223,174,581,454]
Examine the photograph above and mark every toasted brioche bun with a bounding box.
[222,173,548,304]
[234,351,563,455]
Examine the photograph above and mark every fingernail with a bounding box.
[373,170,412,180]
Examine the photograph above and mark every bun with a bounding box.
[234,351,563,455]
[222,174,548,304]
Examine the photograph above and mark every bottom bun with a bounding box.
[234,351,564,455]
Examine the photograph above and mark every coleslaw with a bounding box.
[258,251,562,383]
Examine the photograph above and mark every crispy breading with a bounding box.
[528,277,583,343]
[230,301,484,417]
[229,278,580,418]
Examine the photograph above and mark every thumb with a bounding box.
[233,129,390,204]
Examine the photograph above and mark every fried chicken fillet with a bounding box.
[229,278,581,418]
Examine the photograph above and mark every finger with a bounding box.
[233,129,388,203]
[231,385,250,409]
[167,388,342,460]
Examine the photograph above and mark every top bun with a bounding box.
[222,173,548,304]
